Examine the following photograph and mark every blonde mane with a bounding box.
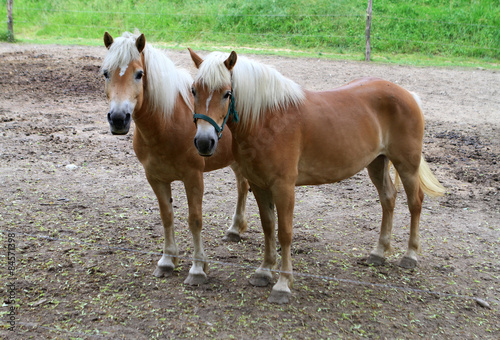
[101,31,193,119]
[195,52,305,129]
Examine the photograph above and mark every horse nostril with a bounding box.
[126,113,131,121]
[193,137,198,149]
[107,112,111,121]
[209,138,215,150]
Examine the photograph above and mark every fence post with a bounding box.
[365,0,373,61]
[7,0,14,42]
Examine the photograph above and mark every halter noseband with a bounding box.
[193,86,239,140]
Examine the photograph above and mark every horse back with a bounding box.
[294,78,425,185]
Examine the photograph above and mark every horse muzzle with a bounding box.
[107,111,132,135]
[194,124,218,157]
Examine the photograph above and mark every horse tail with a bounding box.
[417,156,446,197]
[410,91,446,197]
[391,158,445,197]
[390,91,445,197]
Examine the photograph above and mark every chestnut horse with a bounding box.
[101,31,250,285]
[188,49,445,303]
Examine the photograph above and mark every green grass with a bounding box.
[1,0,499,67]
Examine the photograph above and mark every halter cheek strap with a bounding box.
[193,90,239,140]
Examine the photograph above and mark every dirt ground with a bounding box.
[0,43,498,339]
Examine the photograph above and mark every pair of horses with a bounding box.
[102,31,444,304]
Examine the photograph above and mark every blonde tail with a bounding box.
[390,156,445,197]
[418,155,446,197]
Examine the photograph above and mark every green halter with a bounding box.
[193,88,239,140]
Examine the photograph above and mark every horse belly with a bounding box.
[296,150,378,186]
[296,113,382,186]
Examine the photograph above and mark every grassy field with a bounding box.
[1,0,499,67]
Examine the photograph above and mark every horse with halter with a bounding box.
[101,31,249,285]
[188,48,445,303]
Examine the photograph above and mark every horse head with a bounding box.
[102,32,146,135]
[189,48,237,156]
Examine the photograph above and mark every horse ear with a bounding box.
[104,32,113,49]
[224,51,237,71]
[188,48,203,69]
[136,34,146,53]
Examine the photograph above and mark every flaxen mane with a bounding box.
[101,31,193,119]
[195,52,305,129]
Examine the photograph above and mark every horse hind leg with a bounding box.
[366,156,397,266]
[394,161,424,269]
[223,163,249,242]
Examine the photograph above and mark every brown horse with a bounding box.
[188,49,445,303]
[101,31,250,285]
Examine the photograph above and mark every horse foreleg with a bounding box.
[367,156,397,265]
[268,183,295,304]
[148,179,178,278]
[183,173,209,285]
[223,163,249,242]
[248,183,277,287]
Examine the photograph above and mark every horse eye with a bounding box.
[135,71,144,80]
[224,91,232,99]
[191,87,196,96]
[103,70,110,79]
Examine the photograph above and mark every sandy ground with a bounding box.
[0,43,499,339]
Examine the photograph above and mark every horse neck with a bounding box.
[133,93,193,144]
[133,51,194,143]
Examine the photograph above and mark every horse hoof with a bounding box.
[399,256,417,269]
[367,254,385,266]
[268,290,291,304]
[184,273,208,286]
[249,274,271,287]
[153,265,174,278]
[222,232,241,243]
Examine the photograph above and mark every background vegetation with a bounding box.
[1,0,499,66]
